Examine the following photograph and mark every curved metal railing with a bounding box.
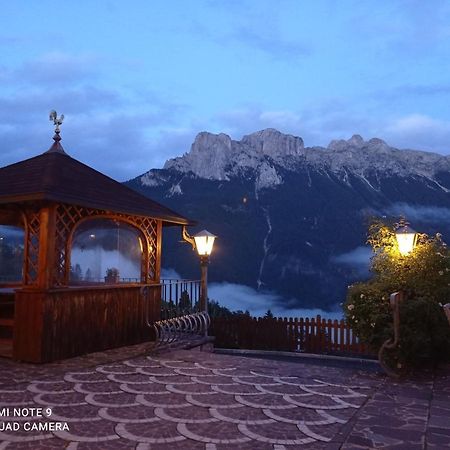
[150,311,210,349]
[141,283,210,351]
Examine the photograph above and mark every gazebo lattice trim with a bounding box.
[24,203,158,287]
[24,212,40,285]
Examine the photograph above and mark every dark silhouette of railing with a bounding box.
[141,280,210,351]
[151,312,210,349]
[210,315,374,357]
[160,278,201,319]
[71,277,140,284]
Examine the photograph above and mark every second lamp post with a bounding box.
[183,227,217,313]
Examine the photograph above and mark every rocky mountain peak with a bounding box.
[163,131,233,180]
[327,134,391,152]
[241,128,305,159]
[367,137,390,153]
[348,134,364,147]
[146,128,450,188]
[161,128,306,185]
[191,131,232,155]
[328,134,368,151]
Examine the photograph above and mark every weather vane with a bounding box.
[49,110,64,134]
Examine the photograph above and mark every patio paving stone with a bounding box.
[0,343,448,449]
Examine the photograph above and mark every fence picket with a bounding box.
[332,319,338,353]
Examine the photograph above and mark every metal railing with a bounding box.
[70,277,140,284]
[141,279,209,350]
[160,278,201,318]
[150,311,211,349]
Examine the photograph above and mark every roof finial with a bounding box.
[46,110,67,154]
[49,110,64,136]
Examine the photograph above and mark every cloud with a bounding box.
[21,52,100,85]
[0,102,196,181]
[214,98,450,157]
[0,108,193,181]
[0,36,22,46]
[0,225,24,238]
[391,84,450,98]
[387,114,445,133]
[0,86,122,122]
[0,86,126,167]
[208,282,342,319]
[384,114,450,153]
[207,101,450,164]
[191,0,311,61]
[1,52,102,87]
[386,203,450,224]
[161,268,182,280]
[161,267,341,318]
[331,246,372,276]
[60,113,198,181]
[215,106,303,139]
[229,27,310,60]
[214,101,374,149]
[394,0,450,49]
[346,0,450,58]
[0,50,194,180]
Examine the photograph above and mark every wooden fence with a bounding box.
[210,315,374,357]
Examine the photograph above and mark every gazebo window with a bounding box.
[70,219,143,284]
[0,225,24,283]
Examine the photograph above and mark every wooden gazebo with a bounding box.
[0,120,190,363]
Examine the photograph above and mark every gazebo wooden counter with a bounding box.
[0,127,191,363]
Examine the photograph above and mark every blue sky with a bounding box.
[1,0,450,180]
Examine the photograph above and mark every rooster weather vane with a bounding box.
[49,110,64,134]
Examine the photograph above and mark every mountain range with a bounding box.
[126,129,450,311]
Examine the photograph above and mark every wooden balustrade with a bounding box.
[13,284,161,363]
[210,315,374,357]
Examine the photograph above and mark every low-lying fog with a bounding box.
[161,269,343,320]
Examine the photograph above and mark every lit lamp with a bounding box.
[395,221,417,256]
[194,230,216,258]
[182,227,217,314]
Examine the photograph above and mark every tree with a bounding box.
[74,264,83,280]
[179,290,191,311]
[208,299,233,318]
[344,219,450,372]
[70,264,83,281]
[264,309,274,319]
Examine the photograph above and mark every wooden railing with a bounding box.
[15,283,161,362]
[210,315,374,357]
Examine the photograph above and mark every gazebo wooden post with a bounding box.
[37,205,57,289]
[155,221,163,282]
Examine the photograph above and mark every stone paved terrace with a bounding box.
[0,343,448,449]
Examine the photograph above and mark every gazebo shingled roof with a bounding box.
[0,138,191,225]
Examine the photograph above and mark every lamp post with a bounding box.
[193,230,216,313]
[395,220,417,256]
[379,219,418,376]
[182,227,217,314]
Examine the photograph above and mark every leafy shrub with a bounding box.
[344,219,450,370]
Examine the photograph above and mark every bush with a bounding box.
[344,219,450,370]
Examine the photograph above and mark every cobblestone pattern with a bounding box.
[1,348,448,449]
[341,366,450,449]
[0,350,378,449]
